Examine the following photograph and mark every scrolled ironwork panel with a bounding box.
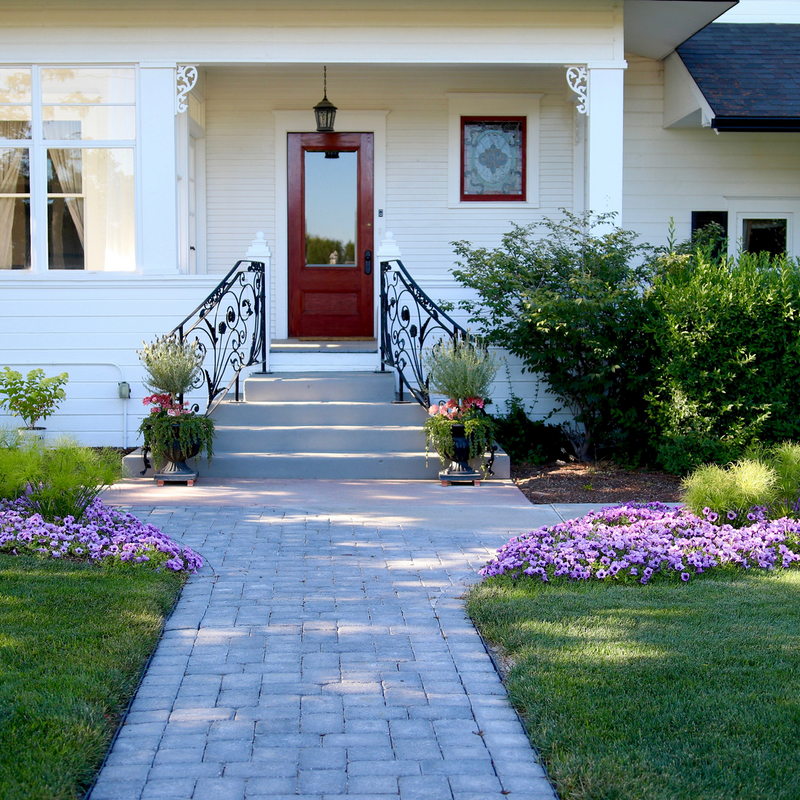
[170,260,266,414]
[379,258,469,408]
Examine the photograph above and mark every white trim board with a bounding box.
[272,110,389,340]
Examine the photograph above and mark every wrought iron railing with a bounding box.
[379,258,469,408]
[172,259,266,414]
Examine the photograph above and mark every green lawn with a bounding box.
[467,571,800,800]
[0,555,184,800]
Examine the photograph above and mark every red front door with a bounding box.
[288,132,374,337]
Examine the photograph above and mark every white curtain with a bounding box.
[0,133,24,269]
[48,147,84,248]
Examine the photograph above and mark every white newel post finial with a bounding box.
[376,231,402,261]
[246,232,272,373]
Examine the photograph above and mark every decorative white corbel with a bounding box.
[566,66,588,115]
[176,65,198,114]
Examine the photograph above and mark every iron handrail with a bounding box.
[171,259,267,414]
[379,257,469,408]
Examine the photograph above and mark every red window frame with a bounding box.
[460,115,526,202]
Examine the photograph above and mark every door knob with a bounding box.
[365,249,372,275]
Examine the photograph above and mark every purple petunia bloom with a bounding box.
[0,497,203,573]
[479,502,800,586]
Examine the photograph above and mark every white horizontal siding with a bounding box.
[0,277,219,446]
[623,56,800,248]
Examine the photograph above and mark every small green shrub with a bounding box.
[0,438,124,520]
[0,368,68,429]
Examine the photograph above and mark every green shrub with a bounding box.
[649,250,800,473]
[451,211,654,463]
[0,438,124,520]
[0,367,68,429]
[490,396,572,465]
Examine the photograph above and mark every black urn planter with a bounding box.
[154,423,201,486]
[439,423,483,486]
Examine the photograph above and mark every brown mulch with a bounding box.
[512,461,682,505]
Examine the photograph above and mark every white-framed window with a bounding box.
[446,93,542,209]
[0,66,136,272]
[726,198,800,260]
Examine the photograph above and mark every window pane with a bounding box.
[47,148,82,194]
[41,68,135,105]
[0,197,30,270]
[0,69,31,103]
[0,147,30,193]
[48,197,84,270]
[47,148,135,272]
[304,150,357,267]
[743,218,787,257]
[43,106,135,140]
[0,110,32,140]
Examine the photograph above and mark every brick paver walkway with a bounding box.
[89,504,558,800]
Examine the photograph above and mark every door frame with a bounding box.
[273,110,389,341]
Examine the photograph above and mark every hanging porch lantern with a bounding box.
[313,66,337,133]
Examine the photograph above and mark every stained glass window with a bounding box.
[461,117,525,201]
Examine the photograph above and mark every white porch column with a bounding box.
[138,63,179,274]
[585,62,626,228]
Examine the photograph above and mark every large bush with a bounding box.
[648,251,800,473]
[452,212,654,462]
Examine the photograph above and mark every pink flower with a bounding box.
[428,404,440,416]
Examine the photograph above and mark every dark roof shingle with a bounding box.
[677,23,800,130]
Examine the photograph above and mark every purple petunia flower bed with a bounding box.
[0,497,203,573]
[481,502,800,584]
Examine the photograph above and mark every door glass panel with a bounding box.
[304,150,357,267]
[743,218,787,257]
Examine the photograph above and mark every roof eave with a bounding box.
[712,117,800,132]
[624,0,738,61]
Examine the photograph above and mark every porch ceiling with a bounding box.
[624,0,738,60]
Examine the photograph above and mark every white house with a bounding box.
[0,0,798,451]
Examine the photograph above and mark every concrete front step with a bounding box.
[212,424,428,453]
[211,400,427,427]
[124,449,509,481]
[244,371,396,402]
